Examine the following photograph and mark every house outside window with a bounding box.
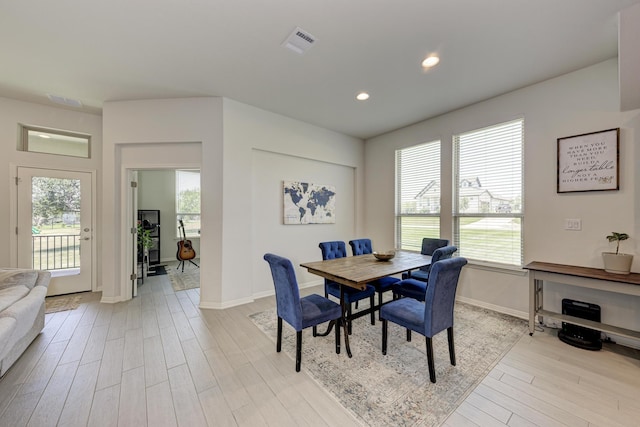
[395,140,441,251]
[453,119,524,267]
[176,170,200,238]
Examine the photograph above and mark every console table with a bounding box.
[525,261,640,340]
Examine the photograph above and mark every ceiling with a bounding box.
[1,0,639,140]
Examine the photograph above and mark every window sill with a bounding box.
[466,260,527,276]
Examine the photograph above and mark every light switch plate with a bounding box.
[564,218,582,231]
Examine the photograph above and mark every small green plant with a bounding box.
[137,223,153,250]
[606,232,629,255]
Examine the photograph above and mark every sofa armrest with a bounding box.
[34,271,51,290]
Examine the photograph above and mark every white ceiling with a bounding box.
[1,0,639,139]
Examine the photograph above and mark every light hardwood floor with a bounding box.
[1,272,639,426]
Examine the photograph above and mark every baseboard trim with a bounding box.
[100,295,122,304]
[456,296,528,320]
[199,295,255,310]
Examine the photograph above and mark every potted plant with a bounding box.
[137,221,153,276]
[602,232,634,274]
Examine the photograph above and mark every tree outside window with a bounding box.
[176,170,200,238]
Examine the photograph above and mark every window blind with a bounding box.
[395,140,441,251]
[453,119,524,267]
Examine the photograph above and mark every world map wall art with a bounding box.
[283,181,336,224]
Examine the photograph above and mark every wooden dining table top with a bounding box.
[300,250,432,290]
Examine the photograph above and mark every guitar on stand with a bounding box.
[176,219,199,272]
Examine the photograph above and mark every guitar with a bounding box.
[176,219,196,261]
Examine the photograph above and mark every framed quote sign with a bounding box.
[557,128,619,193]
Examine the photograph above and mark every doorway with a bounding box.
[128,168,201,298]
[17,167,95,296]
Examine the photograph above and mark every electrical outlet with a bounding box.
[564,218,582,231]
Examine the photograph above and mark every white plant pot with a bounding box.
[602,252,634,274]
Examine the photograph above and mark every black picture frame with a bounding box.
[557,128,619,193]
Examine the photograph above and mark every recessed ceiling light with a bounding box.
[356,92,370,101]
[421,55,440,68]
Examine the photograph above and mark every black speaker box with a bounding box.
[557,298,602,350]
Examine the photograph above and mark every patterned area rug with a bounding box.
[45,294,83,314]
[250,301,527,426]
[167,263,200,291]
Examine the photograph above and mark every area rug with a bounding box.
[167,264,200,291]
[249,302,527,427]
[45,295,83,314]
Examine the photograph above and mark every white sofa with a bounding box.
[0,269,51,376]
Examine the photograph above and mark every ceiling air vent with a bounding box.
[282,27,316,54]
[47,94,83,108]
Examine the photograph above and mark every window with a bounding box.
[176,170,200,238]
[395,140,441,251]
[20,125,91,158]
[453,119,524,267]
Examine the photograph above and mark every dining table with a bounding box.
[300,250,432,357]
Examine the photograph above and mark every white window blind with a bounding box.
[395,140,441,251]
[453,119,524,267]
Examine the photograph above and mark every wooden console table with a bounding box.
[525,261,640,340]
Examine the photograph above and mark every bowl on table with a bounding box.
[373,250,396,261]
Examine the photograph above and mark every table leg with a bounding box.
[528,272,535,336]
[340,285,352,358]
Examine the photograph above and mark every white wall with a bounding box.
[0,97,102,279]
[365,59,640,341]
[221,99,364,306]
[102,98,219,304]
[102,97,364,309]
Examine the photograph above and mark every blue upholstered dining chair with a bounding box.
[318,241,376,334]
[392,245,458,301]
[263,253,342,372]
[381,257,467,383]
[401,238,450,281]
[348,238,400,317]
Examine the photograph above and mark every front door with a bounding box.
[17,167,94,296]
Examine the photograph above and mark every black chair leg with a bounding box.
[296,330,302,372]
[369,295,375,325]
[312,326,317,337]
[347,304,353,335]
[277,317,283,352]
[426,337,436,383]
[381,319,388,355]
[447,327,456,366]
[406,329,411,342]
[378,292,383,320]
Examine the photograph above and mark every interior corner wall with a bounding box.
[365,59,640,336]
[102,98,222,304]
[221,99,365,307]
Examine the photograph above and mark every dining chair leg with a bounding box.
[426,337,436,383]
[347,304,353,335]
[369,295,375,325]
[277,317,283,352]
[312,326,317,337]
[296,330,302,372]
[378,292,383,320]
[406,329,411,342]
[447,327,456,366]
[381,319,388,355]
